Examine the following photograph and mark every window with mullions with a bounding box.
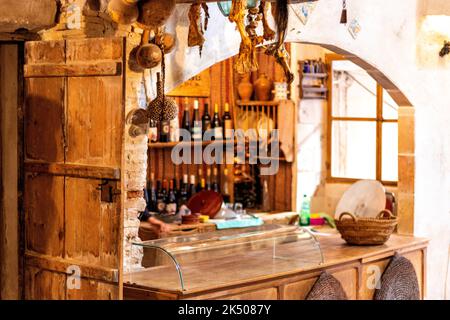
[327,57,398,184]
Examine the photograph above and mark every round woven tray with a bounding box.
[335,210,398,245]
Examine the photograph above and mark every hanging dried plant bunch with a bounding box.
[229,0,258,74]
[265,0,294,84]
[259,0,275,41]
[188,2,210,56]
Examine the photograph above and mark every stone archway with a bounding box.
[292,41,416,235]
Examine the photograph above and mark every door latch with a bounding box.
[97,180,121,203]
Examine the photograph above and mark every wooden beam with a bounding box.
[24,61,122,78]
[176,0,314,3]
[25,251,119,283]
[24,161,121,180]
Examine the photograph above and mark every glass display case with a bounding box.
[125,224,323,293]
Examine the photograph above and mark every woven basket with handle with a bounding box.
[336,210,398,245]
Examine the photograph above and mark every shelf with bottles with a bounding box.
[143,164,233,222]
[148,98,234,147]
[147,139,234,149]
[299,59,328,100]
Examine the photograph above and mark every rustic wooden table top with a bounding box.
[124,232,428,295]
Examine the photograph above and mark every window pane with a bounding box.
[383,89,399,120]
[331,121,376,179]
[331,60,377,118]
[382,123,398,181]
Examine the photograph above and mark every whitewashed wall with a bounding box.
[162,0,450,300]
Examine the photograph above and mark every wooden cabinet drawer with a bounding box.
[220,288,278,300]
[282,268,358,300]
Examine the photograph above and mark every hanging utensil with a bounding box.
[107,0,139,25]
[137,0,176,29]
[136,29,163,69]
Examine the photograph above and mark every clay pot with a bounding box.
[237,73,254,102]
[137,0,176,29]
[254,73,273,101]
[136,30,162,69]
[107,0,139,25]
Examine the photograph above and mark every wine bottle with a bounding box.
[223,102,233,140]
[201,178,206,191]
[212,167,220,193]
[147,173,157,212]
[148,119,158,143]
[211,103,223,140]
[191,100,202,141]
[189,174,196,198]
[222,168,231,203]
[196,168,203,192]
[202,103,212,137]
[181,98,191,141]
[159,120,170,143]
[166,180,177,215]
[178,174,189,207]
[206,168,212,191]
[156,180,166,214]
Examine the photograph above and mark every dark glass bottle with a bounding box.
[146,173,157,211]
[202,104,212,137]
[166,180,177,215]
[222,168,231,203]
[148,119,158,143]
[181,99,191,141]
[211,103,223,141]
[189,174,196,198]
[159,120,170,143]
[206,168,212,191]
[156,180,166,214]
[178,174,189,207]
[223,102,233,140]
[212,167,220,193]
[196,168,203,192]
[191,100,202,141]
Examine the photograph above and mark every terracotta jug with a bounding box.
[254,73,272,101]
[237,73,254,102]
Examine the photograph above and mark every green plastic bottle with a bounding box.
[299,195,311,226]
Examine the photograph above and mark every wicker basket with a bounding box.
[336,210,398,245]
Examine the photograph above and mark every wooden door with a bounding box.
[23,38,125,300]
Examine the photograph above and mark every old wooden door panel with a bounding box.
[23,38,125,300]
[66,279,119,300]
[65,177,120,268]
[24,266,65,300]
[24,174,64,257]
[25,77,65,162]
[66,77,122,167]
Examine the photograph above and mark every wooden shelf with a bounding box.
[302,73,328,78]
[148,140,233,149]
[301,86,328,93]
[237,100,279,107]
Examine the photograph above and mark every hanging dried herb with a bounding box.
[188,2,209,56]
[264,0,293,84]
[259,0,275,41]
[229,0,258,74]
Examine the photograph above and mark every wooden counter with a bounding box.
[124,233,428,300]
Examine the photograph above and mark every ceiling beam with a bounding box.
[176,1,316,4]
